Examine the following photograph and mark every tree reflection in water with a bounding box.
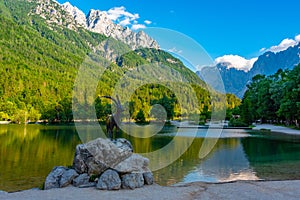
[1,125,300,192]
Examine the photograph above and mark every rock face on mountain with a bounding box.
[30,0,159,50]
[216,63,250,98]
[61,2,87,27]
[251,43,300,76]
[85,9,159,50]
[30,0,77,30]
[216,43,300,98]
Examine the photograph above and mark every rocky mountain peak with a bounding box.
[85,9,159,50]
[30,0,79,30]
[31,0,159,50]
[251,42,300,76]
[37,0,159,49]
[86,9,115,36]
[61,2,87,27]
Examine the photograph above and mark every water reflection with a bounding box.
[152,137,258,185]
[242,135,300,180]
[1,125,300,192]
[181,139,259,184]
[0,125,81,192]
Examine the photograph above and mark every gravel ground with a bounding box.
[1,180,300,200]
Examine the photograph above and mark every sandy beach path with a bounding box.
[253,124,300,135]
[1,180,300,200]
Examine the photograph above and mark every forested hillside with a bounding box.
[0,0,240,123]
[0,0,106,122]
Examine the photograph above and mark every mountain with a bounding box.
[251,43,300,76]
[216,63,249,98]
[61,2,86,27]
[1,0,231,123]
[217,42,300,98]
[30,0,158,61]
[85,9,159,50]
[32,0,159,50]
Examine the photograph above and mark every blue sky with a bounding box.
[57,0,300,70]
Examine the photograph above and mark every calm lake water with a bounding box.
[1,124,300,192]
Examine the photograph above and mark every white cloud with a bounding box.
[214,34,300,72]
[131,24,146,30]
[144,20,152,25]
[168,47,183,54]
[119,18,131,26]
[265,34,300,53]
[104,6,150,31]
[259,47,266,53]
[106,6,139,21]
[215,55,258,72]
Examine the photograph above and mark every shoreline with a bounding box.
[253,124,300,135]
[1,180,300,200]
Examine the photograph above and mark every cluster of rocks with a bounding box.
[44,138,153,190]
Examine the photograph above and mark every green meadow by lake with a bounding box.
[1,124,300,192]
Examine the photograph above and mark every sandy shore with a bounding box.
[253,124,300,135]
[1,180,300,200]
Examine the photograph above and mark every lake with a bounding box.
[1,124,300,192]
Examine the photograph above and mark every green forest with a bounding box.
[0,0,241,124]
[239,64,300,127]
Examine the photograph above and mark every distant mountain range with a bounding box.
[217,42,300,98]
